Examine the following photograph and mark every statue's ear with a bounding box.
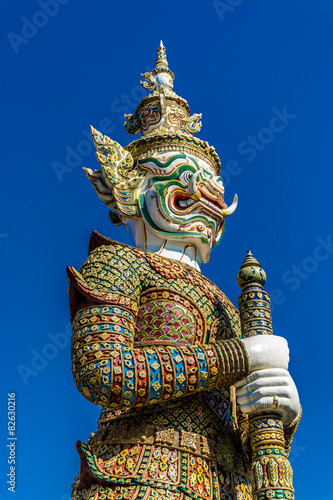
[83,167,117,211]
[83,169,123,227]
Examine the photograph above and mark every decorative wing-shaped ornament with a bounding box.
[84,126,145,220]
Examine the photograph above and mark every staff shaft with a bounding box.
[237,252,295,500]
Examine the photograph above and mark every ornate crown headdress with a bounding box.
[84,42,224,224]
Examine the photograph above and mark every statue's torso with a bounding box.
[70,234,252,500]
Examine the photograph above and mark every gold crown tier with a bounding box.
[135,93,190,120]
[125,132,221,175]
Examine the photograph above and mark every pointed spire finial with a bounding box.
[237,251,267,288]
[139,42,175,95]
[155,40,169,71]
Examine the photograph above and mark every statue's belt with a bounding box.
[90,425,214,460]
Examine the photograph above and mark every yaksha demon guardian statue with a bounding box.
[68,43,301,500]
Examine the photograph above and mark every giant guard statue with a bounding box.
[68,43,301,500]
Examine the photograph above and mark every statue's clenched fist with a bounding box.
[234,368,300,425]
[236,336,300,424]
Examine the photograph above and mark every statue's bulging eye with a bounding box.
[179,170,195,185]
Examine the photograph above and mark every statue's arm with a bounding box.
[70,300,249,409]
[67,246,250,410]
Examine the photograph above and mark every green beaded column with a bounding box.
[237,251,295,500]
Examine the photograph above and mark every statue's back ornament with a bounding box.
[68,42,301,500]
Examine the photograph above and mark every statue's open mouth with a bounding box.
[174,191,225,217]
[175,196,195,209]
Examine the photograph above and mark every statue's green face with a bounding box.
[85,127,236,262]
[138,153,227,251]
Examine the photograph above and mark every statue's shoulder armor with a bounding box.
[87,230,124,254]
[67,231,149,317]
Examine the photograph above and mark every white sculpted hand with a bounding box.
[234,368,300,425]
[237,335,300,424]
[240,335,290,371]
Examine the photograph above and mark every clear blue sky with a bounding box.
[1,1,333,499]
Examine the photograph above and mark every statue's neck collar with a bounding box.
[149,241,202,272]
[125,219,203,271]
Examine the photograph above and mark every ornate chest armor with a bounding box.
[135,289,205,346]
